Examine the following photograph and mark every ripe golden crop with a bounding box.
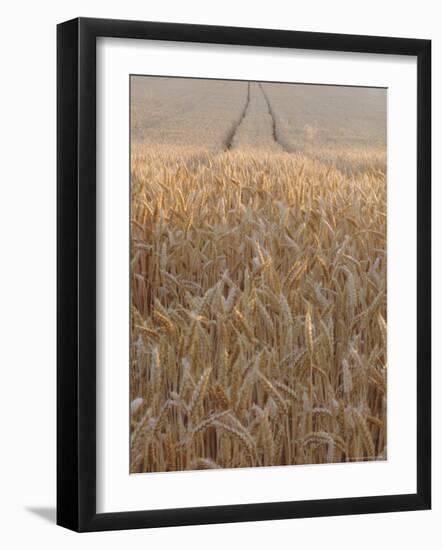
[130,142,387,473]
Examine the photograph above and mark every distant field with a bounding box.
[131,77,386,151]
[264,82,386,149]
[130,76,387,474]
[131,77,248,148]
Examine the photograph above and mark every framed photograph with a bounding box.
[57,17,431,532]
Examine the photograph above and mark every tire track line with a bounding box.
[227,81,287,152]
[226,82,251,150]
[258,82,287,151]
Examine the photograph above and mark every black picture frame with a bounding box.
[57,17,431,532]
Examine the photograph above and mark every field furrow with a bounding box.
[230,82,283,151]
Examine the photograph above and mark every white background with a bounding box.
[0,1,440,548]
[98,39,417,512]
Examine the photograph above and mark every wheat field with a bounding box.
[130,77,387,473]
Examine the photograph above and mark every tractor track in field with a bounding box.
[226,81,287,152]
[226,82,251,150]
[258,82,284,149]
